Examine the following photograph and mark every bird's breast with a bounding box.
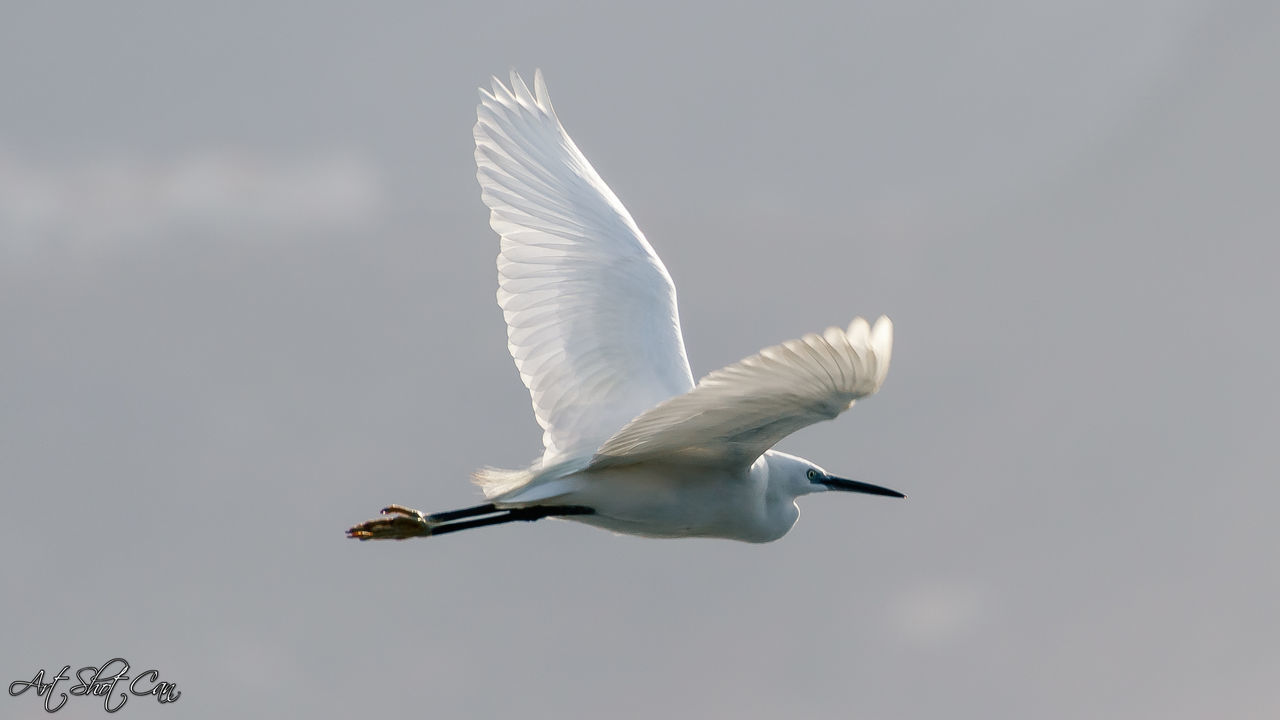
[554,463,786,543]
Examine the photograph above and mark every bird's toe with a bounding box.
[346,510,434,541]
[380,504,427,520]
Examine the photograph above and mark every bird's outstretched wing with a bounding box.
[475,70,695,462]
[590,316,893,469]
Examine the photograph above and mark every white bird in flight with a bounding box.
[348,70,899,544]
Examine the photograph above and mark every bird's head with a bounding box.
[766,450,905,501]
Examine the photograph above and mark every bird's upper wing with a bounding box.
[475,70,695,462]
[589,316,893,469]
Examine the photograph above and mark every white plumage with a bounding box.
[347,70,900,544]
[474,70,694,464]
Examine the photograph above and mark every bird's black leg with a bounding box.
[347,504,593,541]
[425,503,499,522]
[424,505,595,537]
[378,502,500,523]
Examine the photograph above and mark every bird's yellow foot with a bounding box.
[346,504,435,541]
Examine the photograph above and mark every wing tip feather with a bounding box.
[870,315,893,386]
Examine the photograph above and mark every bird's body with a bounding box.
[347,70,901,545]
[497,452,789,543]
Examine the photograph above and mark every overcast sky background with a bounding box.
[3,2,1278,718]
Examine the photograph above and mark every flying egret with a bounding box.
[347,70,900,544]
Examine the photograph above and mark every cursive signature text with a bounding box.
[9,658,180,713]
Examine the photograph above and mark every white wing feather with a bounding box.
[590,316,893,469]
[474,70,695,463]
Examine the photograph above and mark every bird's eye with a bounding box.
[807,469,817,480]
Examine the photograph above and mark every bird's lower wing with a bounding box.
[588,316,893,469]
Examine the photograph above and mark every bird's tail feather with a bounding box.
[472,455,592,501]
[472,466,533,498]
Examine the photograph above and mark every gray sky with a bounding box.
[3,1,1278,718]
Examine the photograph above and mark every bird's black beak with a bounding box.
[819,475,905,498]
